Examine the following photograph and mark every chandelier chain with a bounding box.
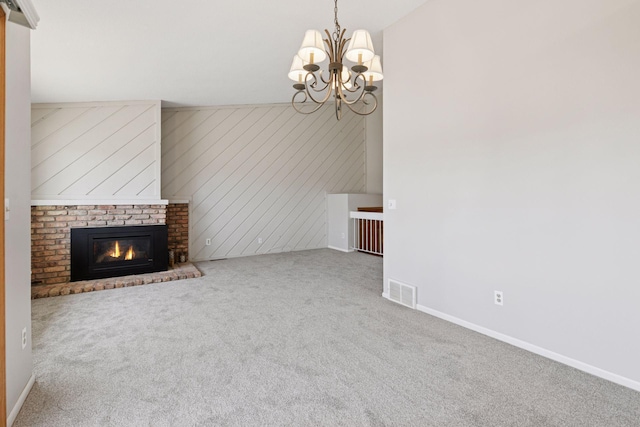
[333,0,341,43]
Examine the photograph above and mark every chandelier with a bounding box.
[288,0,384,120]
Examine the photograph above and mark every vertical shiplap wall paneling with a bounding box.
[31,100,162,202]
[161,104,366,261]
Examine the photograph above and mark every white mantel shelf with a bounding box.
[31,199,169,206]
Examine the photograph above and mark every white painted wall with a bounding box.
[384,0,640,389]
[4,19,34,423]
[29,0,423,107]
[161,104,366,261]
[365,96,383,194]
[31,100,163,204]
[327,193,383,252]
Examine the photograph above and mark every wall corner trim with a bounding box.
[7,373,35,427]
[415,304,640,393]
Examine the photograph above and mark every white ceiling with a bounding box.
[30,0,428,107]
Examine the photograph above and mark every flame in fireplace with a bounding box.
[109,241,135,260]
[110,241,121,258]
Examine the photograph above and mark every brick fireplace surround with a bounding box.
[31,203,191,289]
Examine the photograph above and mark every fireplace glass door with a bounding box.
[71,225,168,281]
[93,237,151,265]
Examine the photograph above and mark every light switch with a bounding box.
[387,199,396,210]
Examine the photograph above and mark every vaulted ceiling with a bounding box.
[30,0,428,107]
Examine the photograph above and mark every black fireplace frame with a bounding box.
[70,225,168,282]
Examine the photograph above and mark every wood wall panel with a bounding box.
[162,104,365,261]
[31,101,162,201]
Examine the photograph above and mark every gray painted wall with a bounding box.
[5,21,34,418]
[384,0,640,387]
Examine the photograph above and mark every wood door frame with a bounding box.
[0,6,6,426]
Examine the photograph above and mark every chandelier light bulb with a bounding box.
[297,30,327,64]
[288,55,308,82]
[362,55,384,85]
[345,30,375,64]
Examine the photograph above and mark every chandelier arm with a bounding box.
[334,90,342,120]
[335,75,369,106]
[292,91,326,115]
[343,71,363,92]
[319,70,331,85]
[305,81,332,104]
[339,30,348,59]
[341,92,379,116]
[323,31,335,63]
[305,72,332,95]
[308,79,331,94]
[352,72,366,90]
[336,70,358,94]
[334,77,379,115]
[303,75,335,105]
[340,83,360,94]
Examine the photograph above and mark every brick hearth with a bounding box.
[31,262,202,299]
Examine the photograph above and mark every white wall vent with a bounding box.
[388,279,416,309]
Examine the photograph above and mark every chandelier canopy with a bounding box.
[288,0,383,120]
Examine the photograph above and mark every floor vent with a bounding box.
[388,279,416,309]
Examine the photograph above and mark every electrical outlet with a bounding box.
[205,238,211,246]
[494,290,504,306]
[341,232,345,239]
[257,237,263,244]
[21,327,27,349]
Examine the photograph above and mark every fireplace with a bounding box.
[71,225,168,281]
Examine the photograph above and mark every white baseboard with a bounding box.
[7,374,35,427]
[382,292,389,299]
[327,245,353,253]
[410,303,640,392]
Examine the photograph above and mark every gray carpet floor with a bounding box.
[14,249,640,426]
